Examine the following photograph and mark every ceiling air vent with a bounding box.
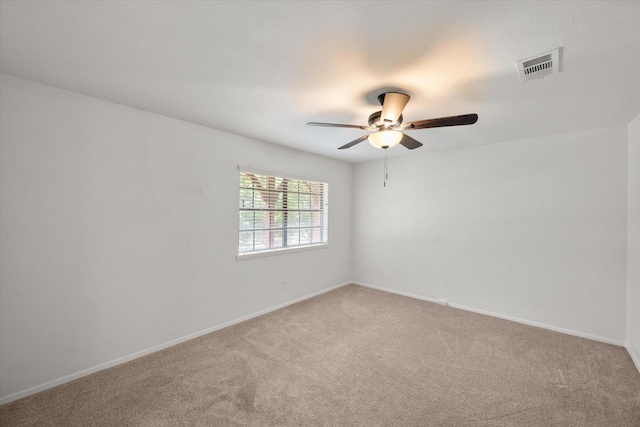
[517,48,560,83]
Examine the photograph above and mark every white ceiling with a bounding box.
[1,1,639,163]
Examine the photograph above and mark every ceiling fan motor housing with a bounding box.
[368,111,403,128]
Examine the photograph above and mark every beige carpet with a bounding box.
[1,284,639,426]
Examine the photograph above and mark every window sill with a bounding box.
[236,243,328,261]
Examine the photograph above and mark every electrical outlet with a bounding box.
[283,280,288,290]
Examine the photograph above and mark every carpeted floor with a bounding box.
[1,284,639,426]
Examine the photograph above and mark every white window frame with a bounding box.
[236,166,329,260]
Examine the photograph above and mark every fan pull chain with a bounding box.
[383,148,388,187]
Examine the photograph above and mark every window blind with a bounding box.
[238,170,328,255]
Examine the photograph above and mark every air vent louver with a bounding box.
[517,48,560,83]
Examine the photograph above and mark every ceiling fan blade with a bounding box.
[380,92,410,124]
[399,134,423,150]
[404,113,478,130]
[338,135,369,150]
[307,122,367,130]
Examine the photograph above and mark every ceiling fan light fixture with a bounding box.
[368,130,403,149]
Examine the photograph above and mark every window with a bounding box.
[238,168,328,257]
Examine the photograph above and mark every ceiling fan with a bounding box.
[307,92,478,150]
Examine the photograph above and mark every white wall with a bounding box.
[628,113,640,370]
[353,126,629,344]
[0,74,353,402]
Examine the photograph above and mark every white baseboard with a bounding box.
[0,281,351,405]
[352,281,443,305]
[4,280,633,405]
[627,345,640,374]
[352,281,626,347]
